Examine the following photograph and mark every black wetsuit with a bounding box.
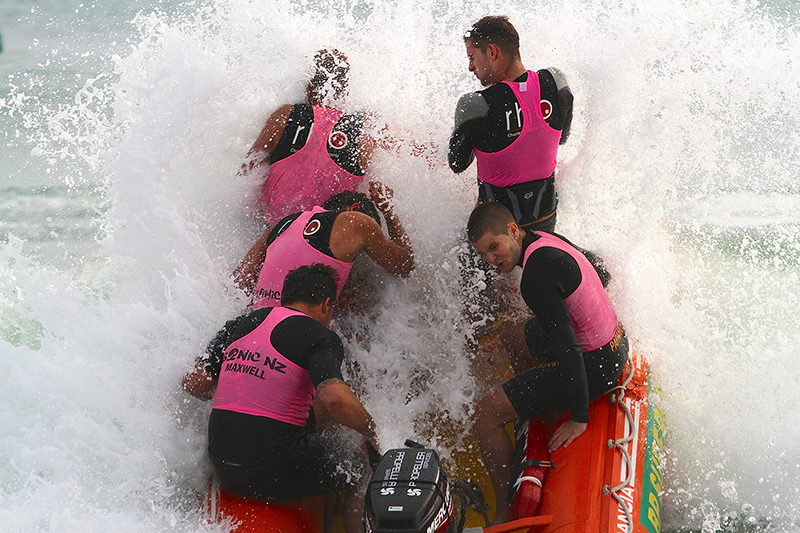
[502,233,627,423]
[449,69,573,230]
[270,103,366,176]
[199,308,364,501]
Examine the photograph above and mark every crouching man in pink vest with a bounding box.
[182,264,377,533]
[466,202,628,524]
[233,181,414,311]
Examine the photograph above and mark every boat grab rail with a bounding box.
[603,357,637,533]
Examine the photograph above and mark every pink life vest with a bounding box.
[258,106,364,223]
[211,307,317,426]
[523,233,618,352]
[474,71,562,188]
[253,207,353,309]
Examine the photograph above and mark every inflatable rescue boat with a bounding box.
[202,349,663,533]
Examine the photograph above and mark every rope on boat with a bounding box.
[513,475,543,489]
[603,358,637,533]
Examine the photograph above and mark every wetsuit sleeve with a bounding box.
[271,316,345,387]
[268,103,314,165]
[520,248,590,423]
[266,212,302,247]
[540,68,573,145]
[578,248,611,288]
[199,329,228,378]
[306,331,345,387]
[448,92,489,173]
[329,112,366,176]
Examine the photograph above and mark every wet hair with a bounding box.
[467,202,516,243]
[281,264,339,307]
[307,48,350,102]
[322,191,382,228]
[463,16,520,61]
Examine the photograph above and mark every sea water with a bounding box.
[2,0,800,531]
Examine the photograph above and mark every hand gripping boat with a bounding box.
[202,350,663,533]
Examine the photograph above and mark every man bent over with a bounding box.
[182,264,377,533]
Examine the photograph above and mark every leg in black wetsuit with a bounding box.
[501,319,629,419]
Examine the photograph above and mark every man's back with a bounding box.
[449,69,572,172]
[236,187,414,310]
[200,306,344,464]
[258,104,368,221]
[253,208,354,309]
[518,232,617,354]
[269,103,366,175]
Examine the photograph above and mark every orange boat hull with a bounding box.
[202,350,663,533]
[204,476,326,533]
[488,349,664,533]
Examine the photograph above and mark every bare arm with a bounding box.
[316,378,378,447]
[232,225,274,292]
[357,131,378,172]
[329,185,414,278]
[358,181,415,276]
[241,104,293,173]
[181,363,217,401]
[360,222,415,278]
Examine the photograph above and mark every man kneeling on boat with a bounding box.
[182,264,378,533]
[466,202,629,525]
[233,182,414,316]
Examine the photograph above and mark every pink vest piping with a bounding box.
[212,307,317,426]
[258,106,364,223]
[523,233,618,352]
[253,206,353,309]
[474,71,562,188]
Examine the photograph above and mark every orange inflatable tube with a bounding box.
[489,349,664,533]
[204,476,326,533]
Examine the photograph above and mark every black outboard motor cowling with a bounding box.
[364,447,456,533]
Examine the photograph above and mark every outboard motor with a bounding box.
[364,441,457,533]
